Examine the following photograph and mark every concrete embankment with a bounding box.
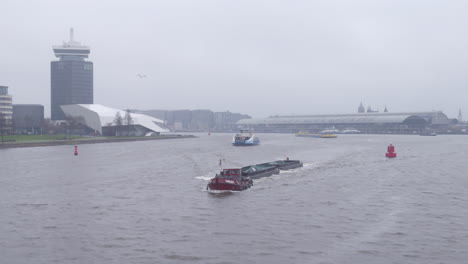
[0,135,196,149]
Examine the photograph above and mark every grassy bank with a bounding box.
[1,134,85,142]
[0,134,195,149]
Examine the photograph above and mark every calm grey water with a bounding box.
[1,134,468,264]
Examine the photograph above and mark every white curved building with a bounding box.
[60,104,170,136]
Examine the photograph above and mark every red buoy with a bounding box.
[385,144,396,158]
[74,145,78,156]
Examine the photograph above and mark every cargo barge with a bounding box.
[207,159,303,192]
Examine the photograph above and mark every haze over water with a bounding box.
[1,134,468,264]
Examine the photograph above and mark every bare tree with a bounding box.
[41,118,56,135]
[0,113,5,143]
[24,115,33,134]
[124,109,133,136]
[114,112,123,126]
[0,113,12,142]
[124,109,133,126]
[113,112,123,136]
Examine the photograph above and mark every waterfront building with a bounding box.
[0,86,13,134]
[214,111,251,131]
[60,104,170,136]
[138,109,251,132]
[51,28,93,120]
[13,104,44,134]
[237,111,451,134]
[190,110,214,131]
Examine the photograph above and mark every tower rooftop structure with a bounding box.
[53,28,90,60]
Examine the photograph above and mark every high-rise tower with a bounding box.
[51,28,93,120]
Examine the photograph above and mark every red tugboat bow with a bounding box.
[207,168,253,192]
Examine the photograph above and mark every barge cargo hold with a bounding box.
[257,159,303,170]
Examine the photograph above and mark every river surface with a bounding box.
[1,133,468,264]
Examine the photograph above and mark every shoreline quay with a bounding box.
[0,135,196,149]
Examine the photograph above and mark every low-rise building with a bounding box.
[13,104,44,134]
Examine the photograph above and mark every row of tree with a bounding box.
[113,110,133,126]
[0,109,135,138]
[0,113,11,142]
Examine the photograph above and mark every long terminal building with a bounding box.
[237,111,452,134]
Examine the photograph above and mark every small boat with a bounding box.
[320,128,340,134]
[420,130,437,136]
[207,159,302,191]
[233,129,260,146]
[320,134,337,138]
[341,129,361,134]
[295,131,337,138]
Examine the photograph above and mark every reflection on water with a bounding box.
[1,134,468,263]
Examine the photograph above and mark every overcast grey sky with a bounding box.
[1,0,468,118]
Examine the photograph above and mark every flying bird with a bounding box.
[137,74,147,78]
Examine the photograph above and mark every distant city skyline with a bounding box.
[1,0,467,119]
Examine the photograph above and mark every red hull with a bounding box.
[207,177,252,191]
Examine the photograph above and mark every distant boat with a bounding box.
[295,131,337,138]
[319,134,338,138]
[341,129,361,134]
[420,130,437,136]
[232,129,260,146]
[320,128,340,134]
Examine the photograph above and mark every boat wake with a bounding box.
[195,174,213,181]
[206,189,241,194]
[280,163,313,174]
